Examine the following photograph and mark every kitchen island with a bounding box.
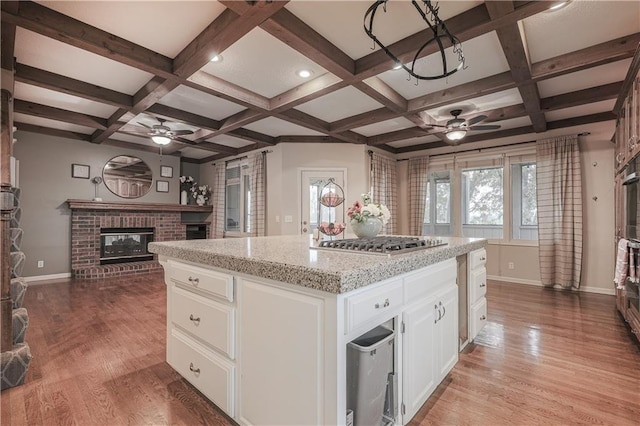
[149,235,487,425]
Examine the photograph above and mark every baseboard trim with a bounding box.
[23,273,71,283]
[487,275,616,295]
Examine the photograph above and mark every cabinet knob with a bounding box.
[480,283,486,288]
[374,298,390,309]
[189,362,200,374]
[188,276,200,285]
[189,314,201,325]
[480,315,486,321]
[480,256,486,261]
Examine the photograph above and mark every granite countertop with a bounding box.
[148,235,487,294]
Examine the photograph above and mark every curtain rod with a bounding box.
[396,132,591,161]
[214,149,273,166]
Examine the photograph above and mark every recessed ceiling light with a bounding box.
[297,69,313,78]
[210,54,223,63]
[548,1,571,12]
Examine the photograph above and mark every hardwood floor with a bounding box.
[1,275,639,425]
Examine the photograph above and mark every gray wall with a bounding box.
[13,130,181,278]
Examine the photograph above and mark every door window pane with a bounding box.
[462,168,503,225]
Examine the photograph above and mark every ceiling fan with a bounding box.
[137,117,194,145]
[428,109,501,144]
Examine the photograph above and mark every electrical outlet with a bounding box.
[37,260,44,268]
[284,215,293,223]
[508,262,514,270]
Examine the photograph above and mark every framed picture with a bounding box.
[160,165,173,178]
[71,163,90,179]
[156,180,169,193]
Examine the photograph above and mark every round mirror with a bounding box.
[103,155,152,199]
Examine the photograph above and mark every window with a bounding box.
[462,167,503,239]
[225,161,251,234]
[423,171,452,236]
[512,163,538,240]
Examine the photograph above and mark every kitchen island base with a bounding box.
[160,256,460,425]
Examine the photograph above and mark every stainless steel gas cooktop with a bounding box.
[312,236,447,256]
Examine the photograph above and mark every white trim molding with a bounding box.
[23,272,72,283]
[487,275,615,296]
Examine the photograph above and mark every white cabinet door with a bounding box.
[436,285,459,379]
[402,297,437,424]
[239,278,325,426]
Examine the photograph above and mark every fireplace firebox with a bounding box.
[100,227,154,265]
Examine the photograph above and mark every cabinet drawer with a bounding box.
[469,268,487,304]
[169,260,234,302]
[469,298,487,341]
[169,328,235,417]
[469,248,487,270]
[345,278,403,333]
[171,286,235,359]
[404,258,456,303]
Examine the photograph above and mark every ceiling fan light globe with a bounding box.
[446,129,467,141]
[151,135,171,145]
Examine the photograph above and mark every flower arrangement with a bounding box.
[179,175,194,191]
[191,184,211,206]
[347,193,391,225]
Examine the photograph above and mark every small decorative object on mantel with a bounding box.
[347,193,390,238]
[191,184,211,206]
[179,176,194,205]
[91,176,103,201]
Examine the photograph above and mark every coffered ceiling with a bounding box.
[2,0,639,163]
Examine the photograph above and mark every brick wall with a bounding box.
[71,209,186,279]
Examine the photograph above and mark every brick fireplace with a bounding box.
[67,200,212,279]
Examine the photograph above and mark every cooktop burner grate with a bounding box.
[315,236,446,255]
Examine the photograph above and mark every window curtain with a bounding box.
[536,135,583,289]
[408,156,429,236]
[211,162,226,239]
[248,151,266,237]
[371,152,397,234]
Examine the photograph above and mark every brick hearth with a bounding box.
[67,200,212,279]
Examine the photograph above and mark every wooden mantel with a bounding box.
[66,199,213,212]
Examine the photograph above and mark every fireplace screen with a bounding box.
[100,227,154,265]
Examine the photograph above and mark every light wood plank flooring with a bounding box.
[1,275,639,425]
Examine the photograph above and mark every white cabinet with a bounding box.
[401,260,457,423]
[468,248,487,341]
[165,260,237,418]
[238,278,325,426]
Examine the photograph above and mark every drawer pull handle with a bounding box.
[188,276,199,285]
[480,315,486,321]
[189,362,200,374]
[480,283,486,288]
[440,301,446,319]
[435,304,442,323]
[374,298,390,309]
[189,314,201,325]
[480,257,486,261]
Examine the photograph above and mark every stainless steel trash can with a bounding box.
[347,325,395,426]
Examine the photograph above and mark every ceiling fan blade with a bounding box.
[171,129,195,136]
[425,124,448,129]
[469,124,501,131]
[466,115,488,126]
[137,121,153,130]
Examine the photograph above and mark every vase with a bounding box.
[196,195,205,206]
[180,190,188,205]
[350,217,383,238]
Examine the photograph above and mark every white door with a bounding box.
[402,298,437,423]
[300,170,345,235]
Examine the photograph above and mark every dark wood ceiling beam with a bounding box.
[275,136,346,144]
[173,2,289,78]
[187,71,270,111]
[531,32,640,81]
[353,77,407,114]
[354,1,553,79]
[1,1,174,78]
[14,121,90,141]
[275,109,331,134]
[0,2,18,71]
[102,138,181,155]
[486,2,546,133]
[541,81,623,112]
[228,128,276,146]
[330,107,398,133]
[270,73,348,112]
[258,7,354,78]
[193,109,265,142]
[368,127,433,146]
[15,63,132,108]
[394,111,616,153]
[14,99,108,129]
[145,104,221,132]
